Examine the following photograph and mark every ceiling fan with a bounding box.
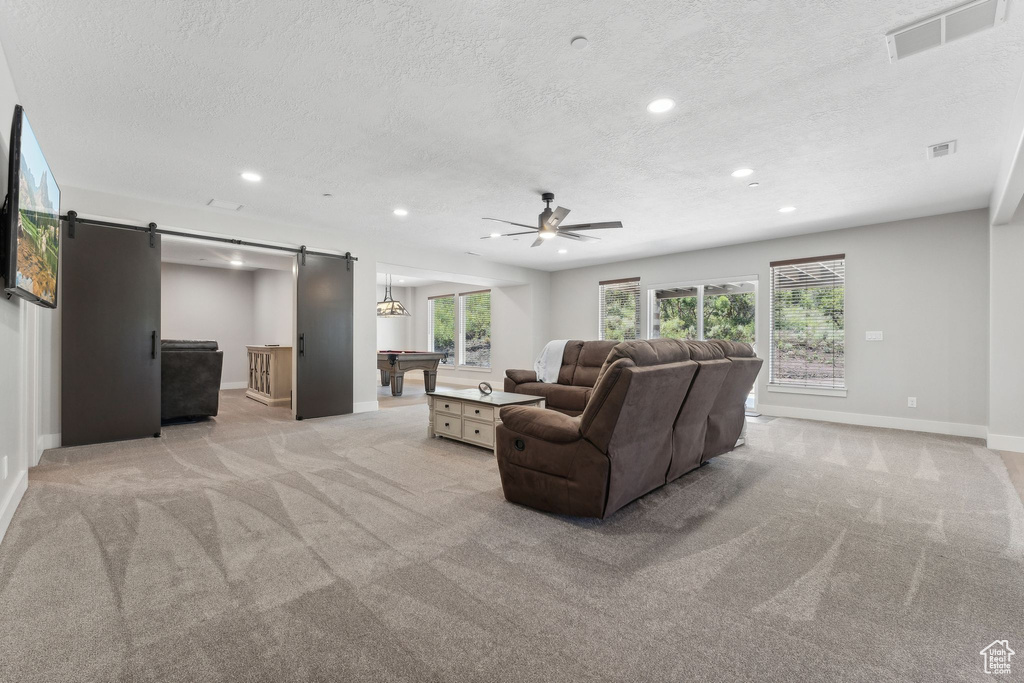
[482,192,623,247]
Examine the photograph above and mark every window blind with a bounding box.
[428,294,455,365]
[769,255,845,388]
[599,277,641,341]
[458,290,491,368]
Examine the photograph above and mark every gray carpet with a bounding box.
[0,390,1021,682]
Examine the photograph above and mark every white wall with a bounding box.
[161,263,256,387]
[411,281,540,387]
[0,39,61,543]
[375,284,413,351]
[254,268,294,346]
[988,204,1024,450]
[549,210,991,437]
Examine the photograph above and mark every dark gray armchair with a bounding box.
[161,340,224,423]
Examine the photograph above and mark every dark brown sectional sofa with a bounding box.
[495,338,762,518]
[504,340,619,415]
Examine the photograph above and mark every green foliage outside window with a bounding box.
[703,293,755,343]
[771,286,844,384]
[461,291,491,367]
[430,296,455,365]
[601,288,639,341]
[657,296,698,339]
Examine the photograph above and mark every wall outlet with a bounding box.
[866,331,884,341]
[908,397,917,408]
[1,456,7,481]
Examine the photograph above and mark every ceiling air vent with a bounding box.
[928,140,957,159]
[886,0,1007,61]
[207,199,243,211]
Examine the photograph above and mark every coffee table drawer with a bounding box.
[462,404,494,421]
[434,413,462,438]
[463,419,494,447]
[436,398,462,415]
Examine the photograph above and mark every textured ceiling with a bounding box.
[1,0,1022,271]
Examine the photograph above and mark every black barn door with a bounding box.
[61,222,161,446]
[295,253,353,419]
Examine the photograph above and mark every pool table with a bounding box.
[377,351,447,396]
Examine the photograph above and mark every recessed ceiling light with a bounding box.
[558,249,568,254]
[778,206,797,213]
[230,259,244,266]
[465,251,481,256]
[748,182,760,188]
[240,171,262,182]
[393,208,408,216]
[322,193,334,198]
[646,98,676,114]
[571,36,588,50]
[731,168,754,178]
[489,232,501,239]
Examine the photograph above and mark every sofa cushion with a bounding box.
[681,340,726,361]
[594,338,691,387]
[571,340,618,387]
[500,406,582,443]
[162,339,219,351]
[513,382,590,412]
[711,339,756,358]
[506,369,538,384]
[558,341,585,385]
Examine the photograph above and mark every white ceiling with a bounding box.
[2,1,1022,271]
[161,235,295,271]
[375,272,440,288]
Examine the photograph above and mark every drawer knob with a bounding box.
[474,429,480,434]
[474,409,480,414]
[444,422,450,427]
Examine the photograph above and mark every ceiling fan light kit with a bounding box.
[482,192,624,248]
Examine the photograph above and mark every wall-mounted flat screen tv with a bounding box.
[3,104,60,308]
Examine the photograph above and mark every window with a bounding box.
[599,278,641,341]
[458,289,491,368]
[428,294,455,365]
[769,255,845,389]
[650,281,756,343]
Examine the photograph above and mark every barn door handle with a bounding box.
[151,331,157,359]
[299,333,305,357]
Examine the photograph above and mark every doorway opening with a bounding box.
[160,236,296,427]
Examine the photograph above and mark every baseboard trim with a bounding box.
[757,404,987,439]
[34,433,60,466]
[353,401,378,414]
[0,470,28,546]
[221,381,248,390]
[987,433,1024,453]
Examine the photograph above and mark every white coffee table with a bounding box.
[427,388,546,453]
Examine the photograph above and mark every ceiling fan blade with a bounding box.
[483,218,538,230]
[479,230,537,239]
[543,206,571,230]
[530,235,546,248]
[557,221,623,231]
[557,231,599,241]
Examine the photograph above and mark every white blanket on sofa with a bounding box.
[534,340,569,383]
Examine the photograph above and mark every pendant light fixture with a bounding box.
[376,274,411,318]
